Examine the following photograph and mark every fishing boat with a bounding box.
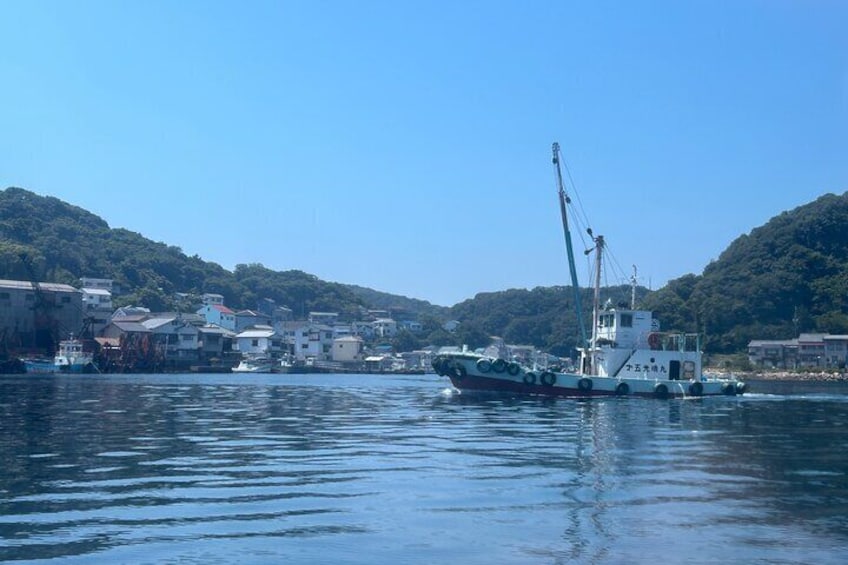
[431,143,747,399]
[22,357,57,374]
[53,337,96,373]
[23,337,96,374]
[232,355,277,373]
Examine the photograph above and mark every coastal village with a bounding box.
[0,276,559,374]
[2,273,848,376]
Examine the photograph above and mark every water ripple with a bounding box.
[2,374,848,564]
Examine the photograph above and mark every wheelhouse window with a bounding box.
[620,313,633,328]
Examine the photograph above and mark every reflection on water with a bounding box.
[1,374,847,564]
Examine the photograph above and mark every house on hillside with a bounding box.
[101,318,152,342]
[141,316,201,362]
[234,326,284,357]
[373,318,398,338]
[235,309,272,332]
[351,321,375,339]
[332,336,364,363]
[81,287,112,312]
[197,304,236,331]
[112,306,151,319]
[198,325,236,360]
[202,293,224,306]
[280,322,334,362]
[399,320,423,333]
[80,287,113,336]
[309,312,339,326]
[80,277,114,292]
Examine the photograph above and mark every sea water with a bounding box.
[1,373,846,564]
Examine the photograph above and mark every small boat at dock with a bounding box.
[23,337,97,374]
[232,356,277,373]
[53,337,96,373]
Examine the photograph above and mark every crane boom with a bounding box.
[552,142,589,349]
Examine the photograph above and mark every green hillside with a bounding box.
[4,186,847,356]
[643,192,848,353]
[0,187,433,319]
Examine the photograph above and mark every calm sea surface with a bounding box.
[1,373,847,564]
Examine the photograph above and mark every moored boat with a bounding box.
[53,338,96,373]
[22,357,57,374]
[432,142,746,399]
[232,356,276,373]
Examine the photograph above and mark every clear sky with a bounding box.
[1,1,846,306]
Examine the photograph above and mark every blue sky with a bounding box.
[1,1,846,306]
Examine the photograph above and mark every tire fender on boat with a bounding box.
[615,382,629,396]
[721,382,737,396]
[523,372,536,385]
[453,363,467,380]
[654,382,669,399]
[541,372,556,386]
[477,359,492,373]
[577,377,593,392]
[507,362,521,376]
[431,356,446,376]
[492,359,507,373]
[688,381,704,396]
[735,382,748,395]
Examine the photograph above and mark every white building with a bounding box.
[285,322,334,361]
[201,293,224,306]
[234,326,284,357]
[81,287,113,312]
[332,336,364,363]
[373,318,398,338]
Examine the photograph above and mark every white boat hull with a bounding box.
[433,353,746,399]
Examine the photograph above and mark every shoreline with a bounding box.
[708,369,848,382]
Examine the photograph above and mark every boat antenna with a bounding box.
[631,264,637,309]
[552,142,589,349]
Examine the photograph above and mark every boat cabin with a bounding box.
[584,305,702,381]
[595,307,699,352]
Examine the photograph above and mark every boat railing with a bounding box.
[646,331,702,353]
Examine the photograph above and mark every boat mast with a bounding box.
[552,142,589,349]
[590,234,604,375]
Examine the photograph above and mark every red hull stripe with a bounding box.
[448,374,688,398]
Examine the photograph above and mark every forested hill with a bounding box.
[643,191,848,353]
[0,187,444,319]
[3,186,847,356]
[433,191,848,356]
